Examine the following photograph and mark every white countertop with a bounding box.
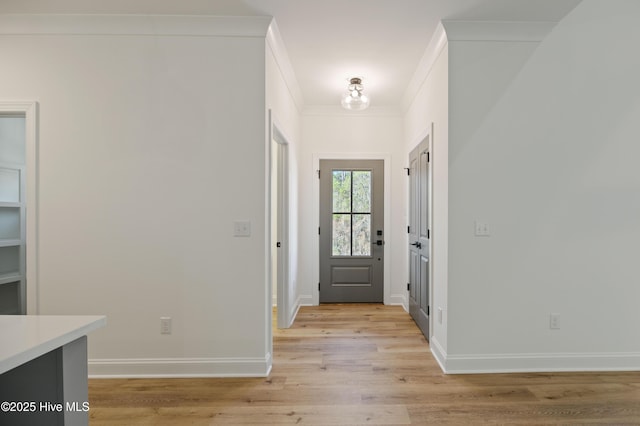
[0,315,106,374]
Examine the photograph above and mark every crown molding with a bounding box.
[401,21,448,113]
[441,20,558,42]
[302,105,402,117]
[0,14,271,37]
[401,20,559,113]
[266,19,304,112]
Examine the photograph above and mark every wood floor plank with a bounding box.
[407,401,640,425]
[198,404,411,425]
[89,304,640,425]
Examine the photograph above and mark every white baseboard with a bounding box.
[285,295,302,328]
[89,354,271,378]
[388,293,408,310]
[273,295,301,328]
[430,336,447,373]
[297,295,314,306]
[433,348,640,374]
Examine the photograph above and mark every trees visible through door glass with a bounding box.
[352,214,371,256]
[352,171,371,213]
[332,171,351,213]
[331,170,372,256]
[332,214,351,256]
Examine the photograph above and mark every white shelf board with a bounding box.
[0,202,21,208]
[0,272,21,285]
[0,239,21,247]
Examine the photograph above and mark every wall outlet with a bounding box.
[549,313,560,330]
[474,221,490,236]
[233,221,251,237]
[160,317,172,335]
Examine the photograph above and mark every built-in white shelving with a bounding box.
[0,114,26,315]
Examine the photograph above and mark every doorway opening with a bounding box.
[269,113,292,329]
[0,102,38,315]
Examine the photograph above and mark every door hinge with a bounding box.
[427,229,430,239]
[407,226,410,234]
[407,283,410,291]
[404,167,410,176]
[427,306,430,316]
[427,152,430,163]
[318,282,321,291]
[276,242,281,248]
[318,227,321,235]
[317,169,320,179]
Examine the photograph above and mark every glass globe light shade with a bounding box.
[341,81,370,110]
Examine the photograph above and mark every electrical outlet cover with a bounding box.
[233,221,251,237]
[474,221,490,236]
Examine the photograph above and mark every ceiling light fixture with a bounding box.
[341,77,370,111]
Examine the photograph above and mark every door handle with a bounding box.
[410,242,422,249]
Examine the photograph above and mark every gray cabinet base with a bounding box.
[0,336,89,426]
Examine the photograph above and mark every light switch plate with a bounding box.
[234,221,251,237]
[550,313,561,330]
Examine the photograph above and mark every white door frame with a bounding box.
[269,111,293,328]
[312,152,392,305]
[407,123,435,340]
[0,101,38,314]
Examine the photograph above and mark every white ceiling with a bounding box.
[0,0,582,109]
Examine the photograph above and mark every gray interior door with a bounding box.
[409,138,430,339]
[319,159,384,303]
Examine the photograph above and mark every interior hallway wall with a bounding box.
[0,15,272,376]
[444,0,640,371]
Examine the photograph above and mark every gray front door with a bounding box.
[409,137,430,339]
[319,159,384,303]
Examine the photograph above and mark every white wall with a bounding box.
[0,15,272,376]
[444,0,640,372]
[299,109,405,306]
[266,21,302,325]
[403,25,449,357]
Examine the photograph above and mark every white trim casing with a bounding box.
[269,111,295,330]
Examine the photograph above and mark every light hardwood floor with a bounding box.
[89,304,640,425]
